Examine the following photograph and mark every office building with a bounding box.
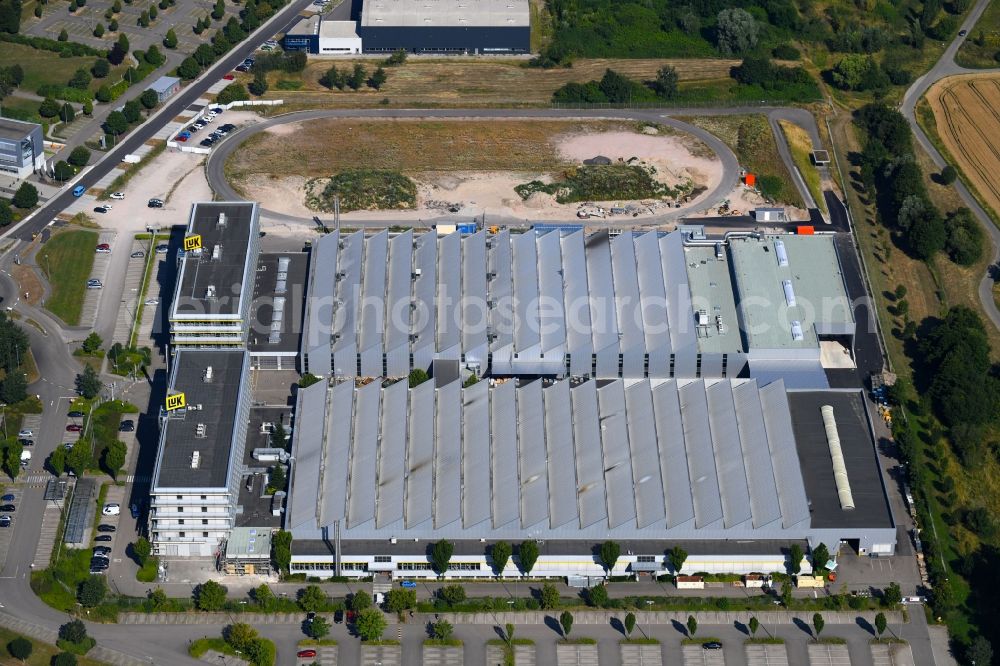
[0,118,44,180]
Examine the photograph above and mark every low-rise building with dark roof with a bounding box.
[150,349,251,557]
[0,118,44,180]
[169,202,261,349]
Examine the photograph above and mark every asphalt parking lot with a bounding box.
[0,487,22,568]
[558,642,600,666]
[298,643,339,666]
[112,239,154,344]
[81,231,116,327]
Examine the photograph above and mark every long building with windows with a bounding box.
[285,373,895,579]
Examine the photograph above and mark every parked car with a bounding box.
[223,73,236,80]
[17,429,32,438]
[235,64,250,72]
[110,192,125,200]
[211,106,224,114]
[119,420,135,432]
[0,516,11,528]
[155,244,170,254]
[959,29,968,36]
[131,250,145,259]
[96,243,111,253]
[93,205,111,214]
[94,534,112,542]
[97,524,116,533]
[66,424,82,432]
[145,298,159,305]
[0,494,15,502]
[200,139,215,147]
[400,580,417,589]
[102,503,120,516]
[175,135,188,142]
[130,502,141,519]
[0,505,15,512]
[93,546,112,555]
[72,185,86,197]
[297,650,317,659]
[87,279,103,289]
[68,411,84,418]
[703,642,723,650]
[148,198,164,208]
[333,609,344,623]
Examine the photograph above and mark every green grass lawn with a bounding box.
[39,229,98,326]
[0,94,46,126]
[956,1,1000,68]
[0,625,108,666]
[0,42,96,93]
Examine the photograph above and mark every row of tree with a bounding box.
[319,63,388,92]
[176,0,289,81]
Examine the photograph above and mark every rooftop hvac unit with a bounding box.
[195,424,207,438]
[204,366,213,382]
[277,257,291,272]
[821,405,855,510]
[715,242,724,260]
[217,212,227,227]
[191,450,201,468]
[782,279,796,307]
[774,239,789,267]
[206,285,217,299]
[412,268,422,278]
[790,320,804,341]
[697,309,709,326]
[212,244,222,261]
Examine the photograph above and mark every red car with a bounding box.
[66,424,82,432]
[176,135,187,142]
[223,74,235,80]
[296,649,317,658]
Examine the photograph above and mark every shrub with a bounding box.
[215,82,248,104]
[7,637,32,660]
[12,182,38,208]
[68,146,91,167]
[193,580,228,611]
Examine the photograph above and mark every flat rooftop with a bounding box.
[0,117,39,138]
[683,245,742,354]
[171,202,259,319]
[153,350,248,489]
[361,0,529,27]
[729,234,854,350]
[225,526,273,559]
[787,390,893,529]
[288,14,320,35]
[320,19,360,38]
[249,253,308,354]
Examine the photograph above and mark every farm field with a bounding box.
[259,57,743,108]
[925,73,1000,221]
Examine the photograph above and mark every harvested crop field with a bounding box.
[258,58,742,108]
[925,74,1000,219]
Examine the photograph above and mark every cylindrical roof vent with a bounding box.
[821,405,855,510]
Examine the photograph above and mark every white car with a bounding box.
[110,192,125,200]
[145,298,159,306]
[102,503,120,516]
[17,429,32,438]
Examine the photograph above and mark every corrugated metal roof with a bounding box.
[304,232,338,376]
[598,381,636,529]
[733,380,782,529]
[512,232,540,354]
[544,379,577,528]
[376,379,407,527]
[625,380,666,528]
[384,231,413,353]
[320,381,354,524]
[347,380,380,527]
[652,380,695,528]
[679,381,724,528]
[289,382,326,529]
[537,231,566,357]
[488,230,513,352]
[437,232,462,353]
[490,379,518,528]
[759,380,811,528]
[571,379,607,528]
[359,231,387,357]
[462,232,488,355]
[586,232,619,355]
[405,380,435,528]
[517,380,548,528]
[706,381,753,529]
[461,380,491,528]
[434,380,462,528]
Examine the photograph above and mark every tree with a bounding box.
[667,546,688,574]
[811,543,830,571]
[272,530,292,573]
[133,536,151,565]
[58,28,68,41]
[882,582,902,607]
[968,637,993,666]
[3,443,22,480]
[224,623,257,651]
[140,88,158,109]
[940,165,957,185]
[686,615,697,638]
[76,365,101,399]
[211,0,224,19]
[504,623,515,645]
[138,9,149,26]
[559,610,573,637]
[369,66,387,90]
[54,161,75,182]
[585,584,607,607]
[716,8,758,55]
[624,612,636,638]
[0,201,11,228]
[812,612,824,639]
[348,63,367,90]
[539,583,559,609]
[148,3,156,19]
[52,653,77,666]
[93,22,104,37]
[270,422,287,449]
[108,18,117,30]
[104,110,128,136]
[384,588,416,612]
[788,544,804,574]
[38,97,60,118]
[66,442,91,476]
[194,580,228,611]
[95,84,112,103]
[653,65,678,98]
[298,584,328,612]
[12,182,38,209]
[7,636,32,661]
[350,589,372,611]
[320,65,345,90]
[60,103,75,123]
[749,616,759,637]
[0,371,27,404]
[266,463,285,492]
[385,48,407,65]
[518,540,539,576]
[873,612,887,641]
[77,575,106,607]
[780,580,793,607]
[144,45,164,67]
[251,584,275,611]
[91,59,110,80]
[439,584,465,605]
[307,615,330,639]
[248,69,268,96]
[430,539,453,576]
[48,447,67,476]
[490,541,511,576]
[177,56,201,80]
[59,620,87,645]
[598,540,620,575]
[354,608,386,641]
[103,440,126,477]
[946,207,984,266]
[81,331,102,353]
[431,619,453,641]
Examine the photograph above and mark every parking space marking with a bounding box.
[621,643,663,666]
[80,231,117,326]
[0,487,22,568]
[807,643,851,666]
[683,644,726,666]
[113,240,153,344]
[360,643,399,666]
[557,643,599,666]
[871,643,914,666]
[745,643,789,666]
[423,644,461,666]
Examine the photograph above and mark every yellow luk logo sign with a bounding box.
[165,392,186,411]
[183,235,203,252]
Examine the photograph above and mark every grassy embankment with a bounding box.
[38,229,98,326]
[0,625,108,666]
[955,1,1000,68]
[778,119,826,213]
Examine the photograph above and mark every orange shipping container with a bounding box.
[744,173,756,187]
[797,225,815,235]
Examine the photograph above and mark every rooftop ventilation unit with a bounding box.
[791,320,804,341]
[715,242,724,260]
[782,279,796,307]
[195,424,207,438]
[821,405,855,510]
[217,212,227,228]
[697,309,709,326]
[212,244,222,261]
[191,450,201,467]
[277,257,291,272]
[204,366,213,382]
[205,285,217,299]
[774,239,789,267]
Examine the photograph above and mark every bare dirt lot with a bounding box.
[226,119,723,221]
[925,73,1000,219]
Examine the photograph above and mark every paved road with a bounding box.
[1,0,315,245]
[206,106,825,228]
[900,0,1000,331]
